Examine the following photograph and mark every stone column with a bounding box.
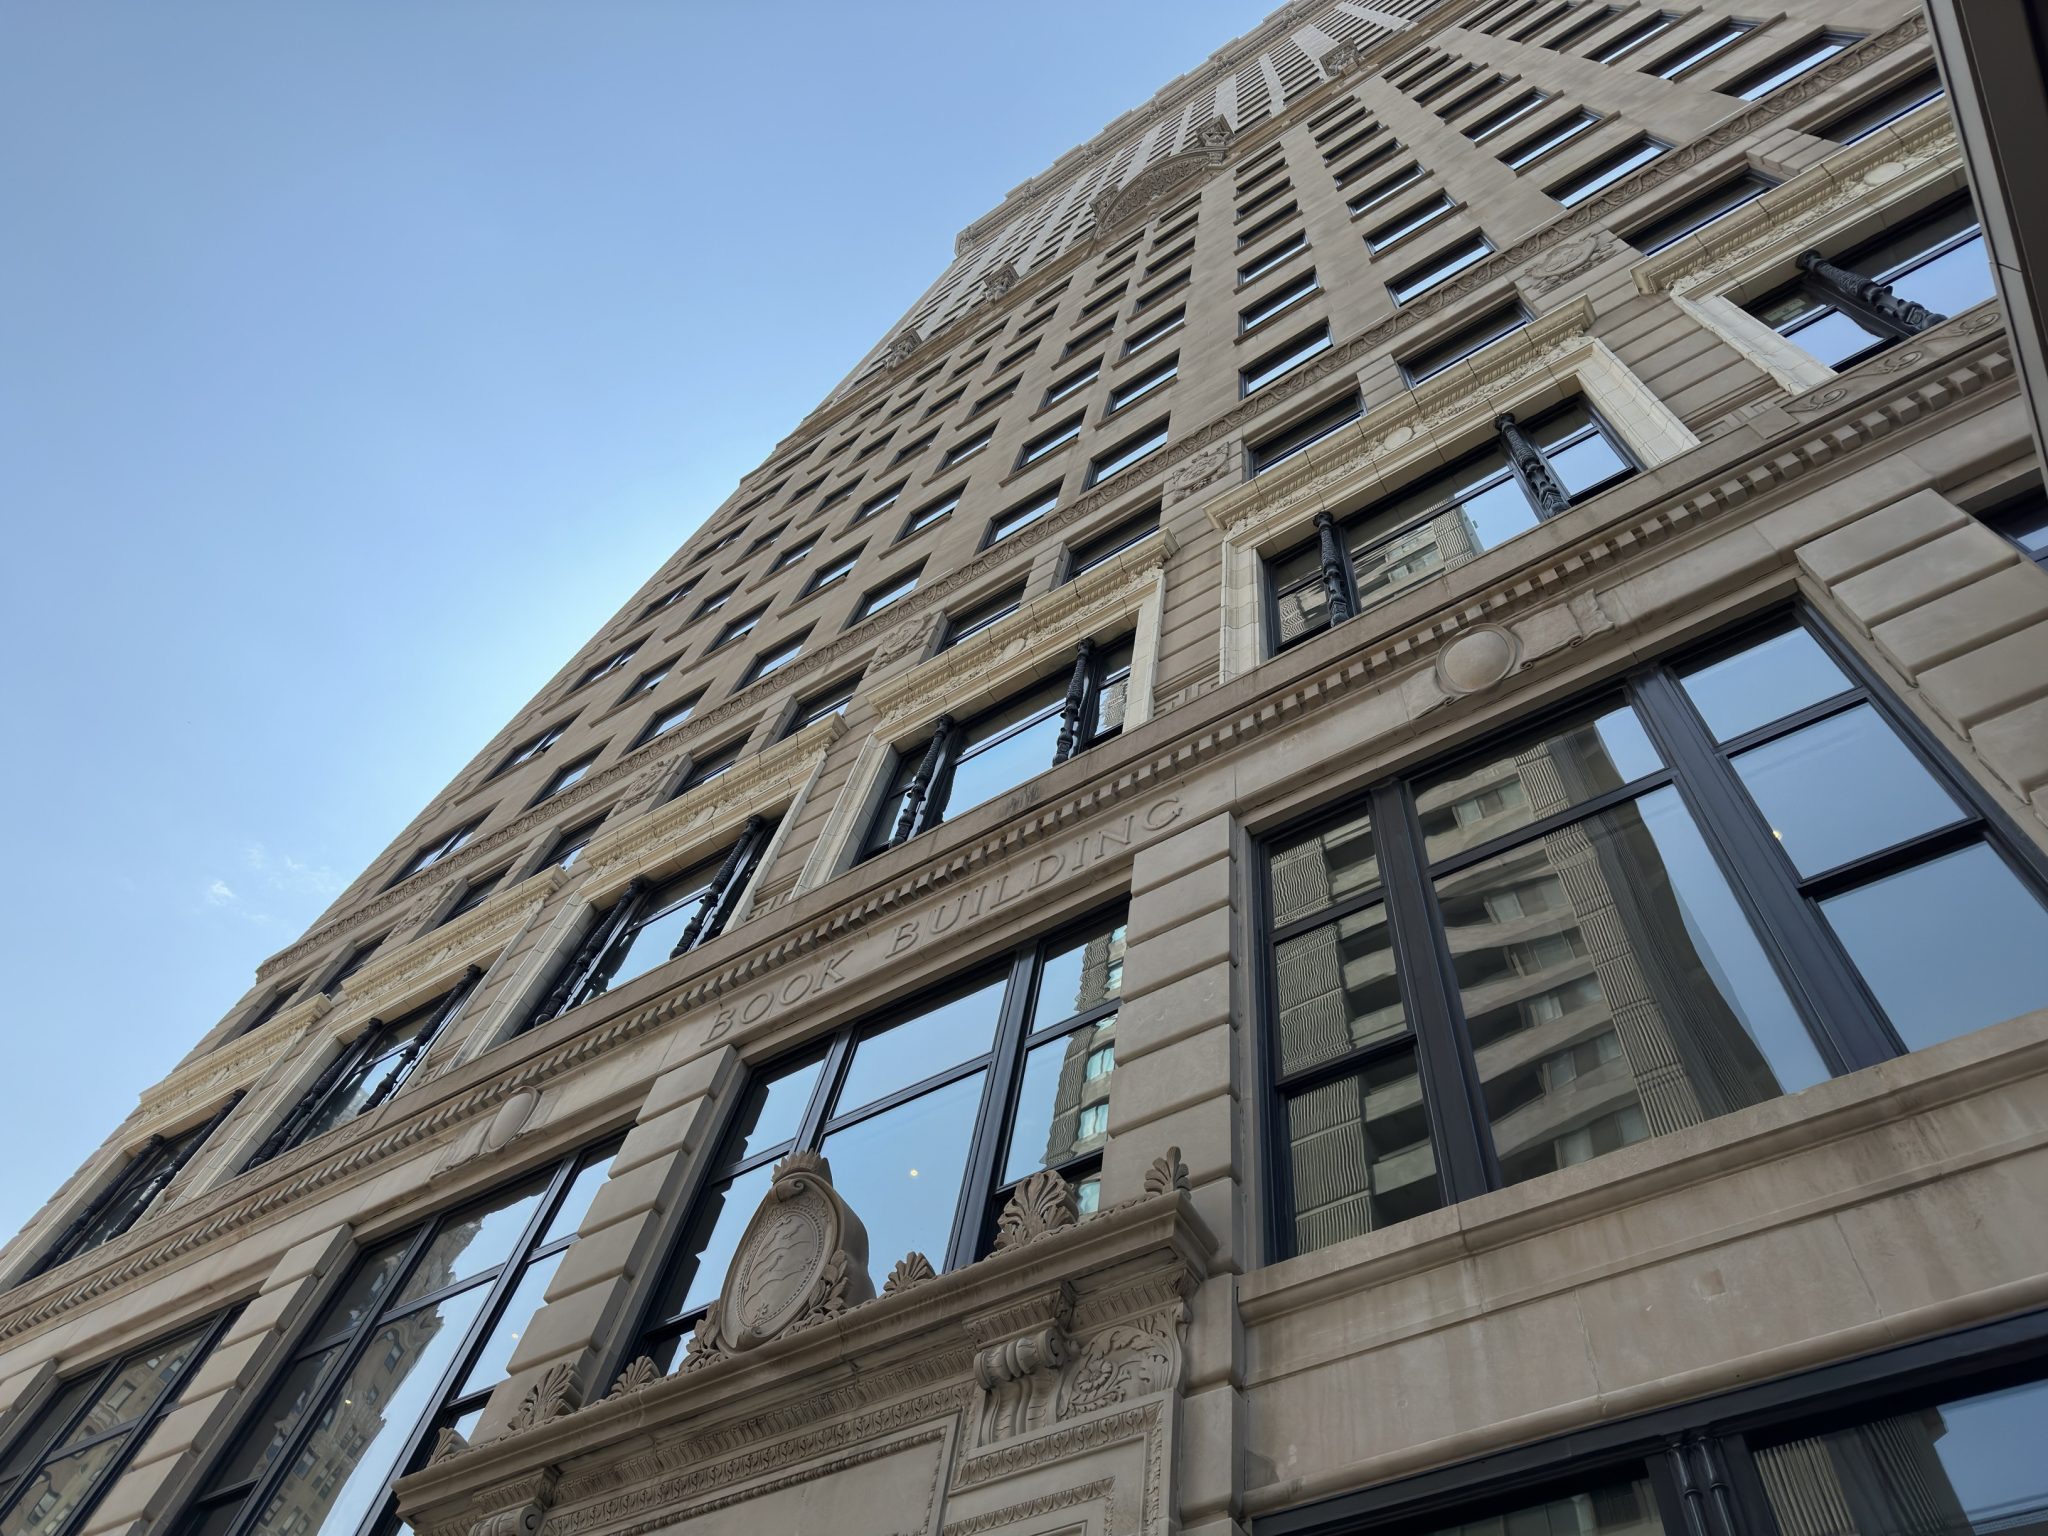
[473,1045,740,1437]
[77,1226,356,1536]
[1099,811,1248,1536]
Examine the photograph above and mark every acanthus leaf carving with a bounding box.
[993,1169,1076,1253]
[682,1302,727,1373]
[605,1355,663,1398]
[506,1362,580,1433]
[1142,1146,1190,1199]
[427,1427,469,1465]
[883,1251,937,1294]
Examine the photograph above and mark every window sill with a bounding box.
[1362,200,1472,263]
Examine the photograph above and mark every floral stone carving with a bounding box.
[506,1362,580,1432]
[994,1169,1078,1252]
[711,1150,875,1354]
[605,1355,662,1398]
[883,1251,936,1294]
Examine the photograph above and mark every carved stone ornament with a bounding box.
[461,1470,558,1536]
[1320,41,1360,76]
[879,327,924,369]
[979,261,1021,299]
[711,1150,875,1353]
[506,1362,580,1432]
[1434,625,1521,697]
[1090,151,1215,233]
[604,1355,662,1398]
[681,1302,726,1373]
[427,1427,469,1465]
[1142,1147,1190,1199]
[1195,114,1233,155]
[994,1168,1078,1252]
[883,1251,937,1294]
[1163,439,1235,508]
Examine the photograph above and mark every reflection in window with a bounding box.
[174,1147,615,1536]
[634,910,1127,1368]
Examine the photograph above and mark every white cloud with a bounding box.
[205,879,237,905]
[243,842,345,898]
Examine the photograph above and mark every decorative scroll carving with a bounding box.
[1090,150,1216,233]
[507,1363,580,1432]
[975,1324,1069,1443]
[1058,1322,1179,1417]
[1163,439,1235,507]
[883,1251,937,1294]
[994,1169,1077,1252]
[1142,1146,1190,1198]
[681,1304,726,1373]
[605,1356,662,1399]
[463,1470,559,1536]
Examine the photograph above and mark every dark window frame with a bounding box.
[26,1101,242,1279]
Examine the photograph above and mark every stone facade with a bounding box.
[5,3,2048,1536]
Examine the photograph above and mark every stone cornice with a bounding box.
[864,534,1178,739]
[576,716,845,905]
[1634,99,1962,299]
[1204,296,1599,545]
[0,307,2010,1352]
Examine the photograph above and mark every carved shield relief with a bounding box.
[717,1151,874,1351]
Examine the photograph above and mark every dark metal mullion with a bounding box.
[1027,993,1123,1039]
[1270,1026,1423,1097]
[1629,667,1895,1074]
[1265,882,1391,947]
[344,1156,581,1536]
[1423,770,1675,880]
[946,946,1040,1270]
[1250,832,1301,1264]
[795,1030,860,1151]
[1375,782,1500,1201]
[1792,818,1982,901]
[1707,689,1863,755]
[819,1051,999,1138]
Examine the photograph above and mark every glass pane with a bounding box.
[1458,475,1543,549]
[1787,306,1885,369]
[821,1071,985,1288]
[537,1152,618,1247]
[454,1252,564,1397]
[1032,921,1126,1029]
[1757,1377,2048,1536]
[0,1436,131,1536]
[57,1326,210,1447]
[1824,842,2048,1050]
[942,709,1064,821]
[1005,1018,1116,1181]
[310,1244,407,1342]
[719,1056,827,1166]
[652,1159,777,1324]
[1889,230,1993,318]
[247,1288,488,1536]
[209,1346,341,1491]
[0,1381,96,1488]
[1679,625,1850,741]
[1274,906,1408,1075]
[605,891,712,992]
[1536,409,1629,497]
[1270,808,1379,927]
[834,979,1004,1112]
[1424,1471,1665,1536]
[1437,786,1826,1188]
[1284,1050,1441,1253]
[1733,705,1963,876]
[1415,701,1662,862]
[394,1184,546,1305]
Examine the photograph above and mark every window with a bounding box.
[1818,67,1944,143]
[787,674,860,734]
[1399,301,1531,384]
[1239,231,1308,285]
[526,821,776,1026]
[248,974,481,1169]
[1261,615,2048,1256]
[1364,195,1457,253]
[899,489,960,540]
[1346,163,1424,218]
[1134,270,1189,311]
[1981,488,2048,569]
[856,483,905,523]
[1064,317,1115,358]
[741,634,805,685]
[969,379,1017,417]
[803,548,860,596]
[176,1148,616,1536]
[677,741,740,791]
[1589,10,1676,62]
[1388,236,1493,304]
[940,426,995,469]
[493,722,567,777]
[1018,415,1083,468]
[397,821,480,881]
[320,936,383,996]
[0,1313,236,1536]
[709,607,764,650]
[920,388,963,420]
[767,536,815,572]
[744,525,785,558]
[1334,140,1403,187]
[940,585,1025,649]
[816,481,855,514]
[985,488,1057,547]
[1065,509,1159,579]
[854,566,921,621]
[533,750,599,804]
[1240,324,1332,397]
[1437,73,1507,119]
[438,867,505,924]
[575,644,639,689]
[1144,240,1194,276]
[1125,307,1185,355]
[1466,88,1548,141]
[1726,30,1857,99]
[862,641,1135,859]
[691,587,735,621]
[240,987,296,1035]
[547,816,605,871]
[635,695,697,747]
[638,580,696,621]
[1236,204,1300,250]
[1546,5,1619,53]
[852,431,894,464]
[1080,283,1127,316]
[1646,20,1753,79]
[1269,401,1631,646]
[1748,198,1993,370]
[1500,109,1598,168]
[1107,355,1178,414]
[1626,172,1775,253]
[26,1106,238,1278]
[1043,360,1101,407]
[1241,270,1320,331]
[1414,62,1479,105]
[1087,420,1168,487]
[1249,391,1365,476]
[1321,123,1384,162]
[1237,179,1293,220]
[621,660,670,699]
[632,908,1126,1367]
[1548,136,1666,205]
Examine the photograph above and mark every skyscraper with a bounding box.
[6,3,2048,1535]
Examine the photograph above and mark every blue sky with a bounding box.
[0,2,1261,1245]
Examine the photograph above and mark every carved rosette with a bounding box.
[713,1151,875,1354]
